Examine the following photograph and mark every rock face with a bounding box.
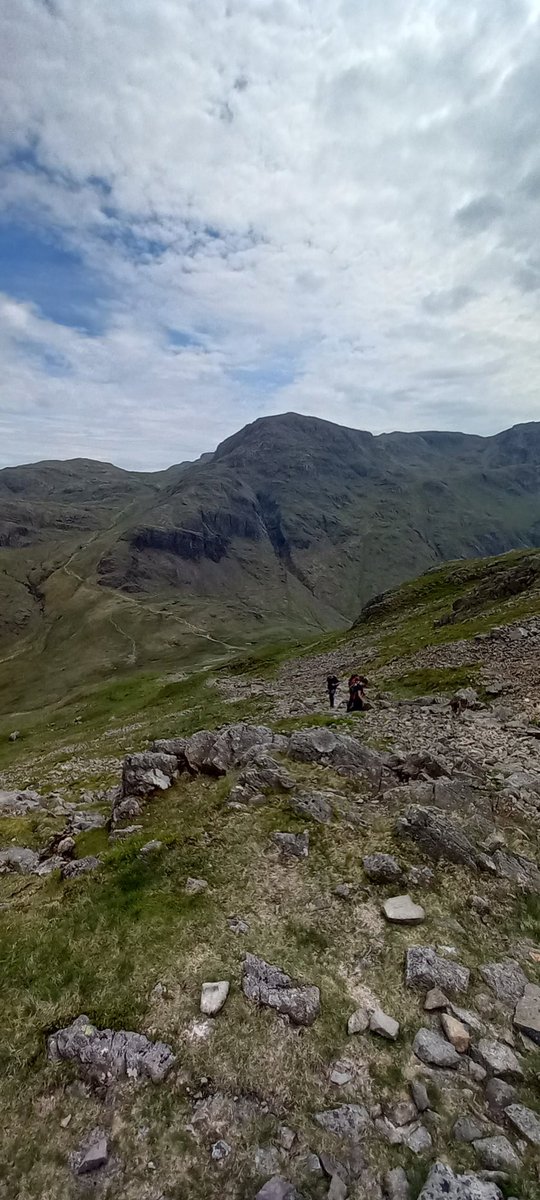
[287,726,388,786]
[513,981,540,1042]
[241,955,320,1026]
[121,751,178,798]
[185,723,275,775]
[405,946,470,995]
[382,895,425,924]
[397,806,484,869]
[238,747,296,796]
[47,1015,176,1083]
[412,1028,461,1068]
[0,788,45,815]
[363,853,403,883]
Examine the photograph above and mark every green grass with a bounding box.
[383,664,479,698]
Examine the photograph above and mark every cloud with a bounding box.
[1,0,540,468]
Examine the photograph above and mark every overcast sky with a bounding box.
[1,0,540,469]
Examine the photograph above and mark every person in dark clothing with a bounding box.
[347,673,366,712]
[326,674,339,708]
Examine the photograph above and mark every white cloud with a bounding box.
[1,0,540,468]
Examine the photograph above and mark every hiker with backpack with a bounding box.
[326,674,339,708]
[347,673,367,712]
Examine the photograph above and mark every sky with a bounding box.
[1,0,540,470]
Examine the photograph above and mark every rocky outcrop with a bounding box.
[121,751,178,799]
[47,1015,176,1083]
[242,954,320,1026]
[287,726,389,786]
[396,807,487,869]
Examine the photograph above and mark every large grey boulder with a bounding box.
[405,946,470,995]
[48,1014,176,1083]
[287,727,388,786]
[505,1102,540,1145]
[513,981,540,1042]
[0,846,39,874]
[473,1135,521,1171]
[480,959,528,1005]
[185,723,275,775]
[151,737,187,760]
[242,954,320,1026]
[0,789,45,816]
[473,1038,524,1080]
[238,748,296,796]
[61,856,100,880]
[315,1104,371,1139]
[396,807,485,870]
[418,1162,502,1199]
[490,848,540,893]
[121,751,178,798]
[412,1028,461,1069]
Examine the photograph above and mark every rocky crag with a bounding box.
[1,554,540,1198]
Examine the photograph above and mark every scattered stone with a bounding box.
[255,1147,282,1175]
[407,866,435,888]
[272,831,309,858]
[0,846,39,874]
[242,954,320,1026]
[211,1139,231,1161]
[185,877,208,894]
[453,1117,486,1143]
[448,1001,486,1035]
[335,883,353,898]
[369,1008,399,1041]
[140,840,163,854]
[0,788,44,816]
[406,1125,432,1155]
[480,960,528,1005]
[382,894,425,924]
[61,856,100,880]
[305,1154,323,1173]
[391,1101,417,1127]
[363,853,403,884]
[60,1114,72,1129]
[410,1080,430,1112]
[474,1038,524,1081]
[48,1014,176,1083]
[228,914,249,934]
[347,1008,369,1035]
[418,1161,502,1200]
[254,1177,299,1200]
[424,988,448,1011]
[328,1175,348,1200]
[513,982,540,1043]
[8,730,20,742]
[471,895,490,916]
[200,981,230,1016]
[278,1126,296,1151]
[406,946,470,995]
[468,1061,487,1084]
[384,1167,410,1200]
[485,1078,516,1118]
[289,790,333,824]
[73,1130,108,1175]
[315,1104,372,1140]
[412,1028,461,1068]
[109,824,143,840]
[330,1061,353,1086]
[505,1102,540,1145]
[473,1136,522,1172]
[56,836,76,856]
[441,1013,470,1053]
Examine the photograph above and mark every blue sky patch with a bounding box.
[0,220,110,334]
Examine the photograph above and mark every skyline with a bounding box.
[2,1,540,469]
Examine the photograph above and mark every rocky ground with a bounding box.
[1,598,540,1199]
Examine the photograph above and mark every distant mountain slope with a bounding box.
[0,413,538,711]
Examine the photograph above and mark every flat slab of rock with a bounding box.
[382,895,425,924]
[406,946,470,995]
[48,1014,176,1083]
[73,1131,109,1175]
[505,1101,540,1145]
[363,853,403,884]
[480,959,528,1005]
[474,1037,524,1080]
[412,1028,460,1069]
[369,1007,399,1040]
[418,1161,503,1199]
[242,954,320,1026]
[513,981,540,1043]
[473,1134,521,1171]
[315,1104,371,1140]
[288,790,333,823]
[200,981,230,1016]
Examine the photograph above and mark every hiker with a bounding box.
[347,673,366,712]
[326,674,339,708]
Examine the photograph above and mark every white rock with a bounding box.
[382,894,425,924]
[369,1007,400,1040]
[200,981,230,1016]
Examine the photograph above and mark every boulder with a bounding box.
[484,1078,516,1118]
[412,1028,461,1068]
[405,946,470,995]
[48,1014,175,1083]
[238,748,296,795]
[441,1013,470,1053]
[410,1080,429,1112]
[453,1117,486,1143]
[288,790,333,823]
[200,981,230,1016]
[473,1135,521,1172]
[272,831,309,859]
[474,1038,524,1081]
[0,846,39,874]
[151,737,188,759]
[480,960,528,1005]
[513,982,540,1042]
[315,1104,371,1140]
[363,853,403,884]
[254,1178,299,1200]
[382,895,425,924]
[505,1102,540,1145]
[73,1131,109,1175]
[424,988,448,1011]
[417,1161,503,1199]
[347,1008,369,1035]
[242,954,320,1026]
[121,751,178,798]
[396,806,484,870]
[61,856,100,880]
[384,1167,410,1200]
[406,1125,432,1155]
[185,723,275,775]
[0,788,44,816]
[369,1008,399,1040]
[287,727,388,786]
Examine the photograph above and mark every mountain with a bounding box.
[0,413,539,711]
